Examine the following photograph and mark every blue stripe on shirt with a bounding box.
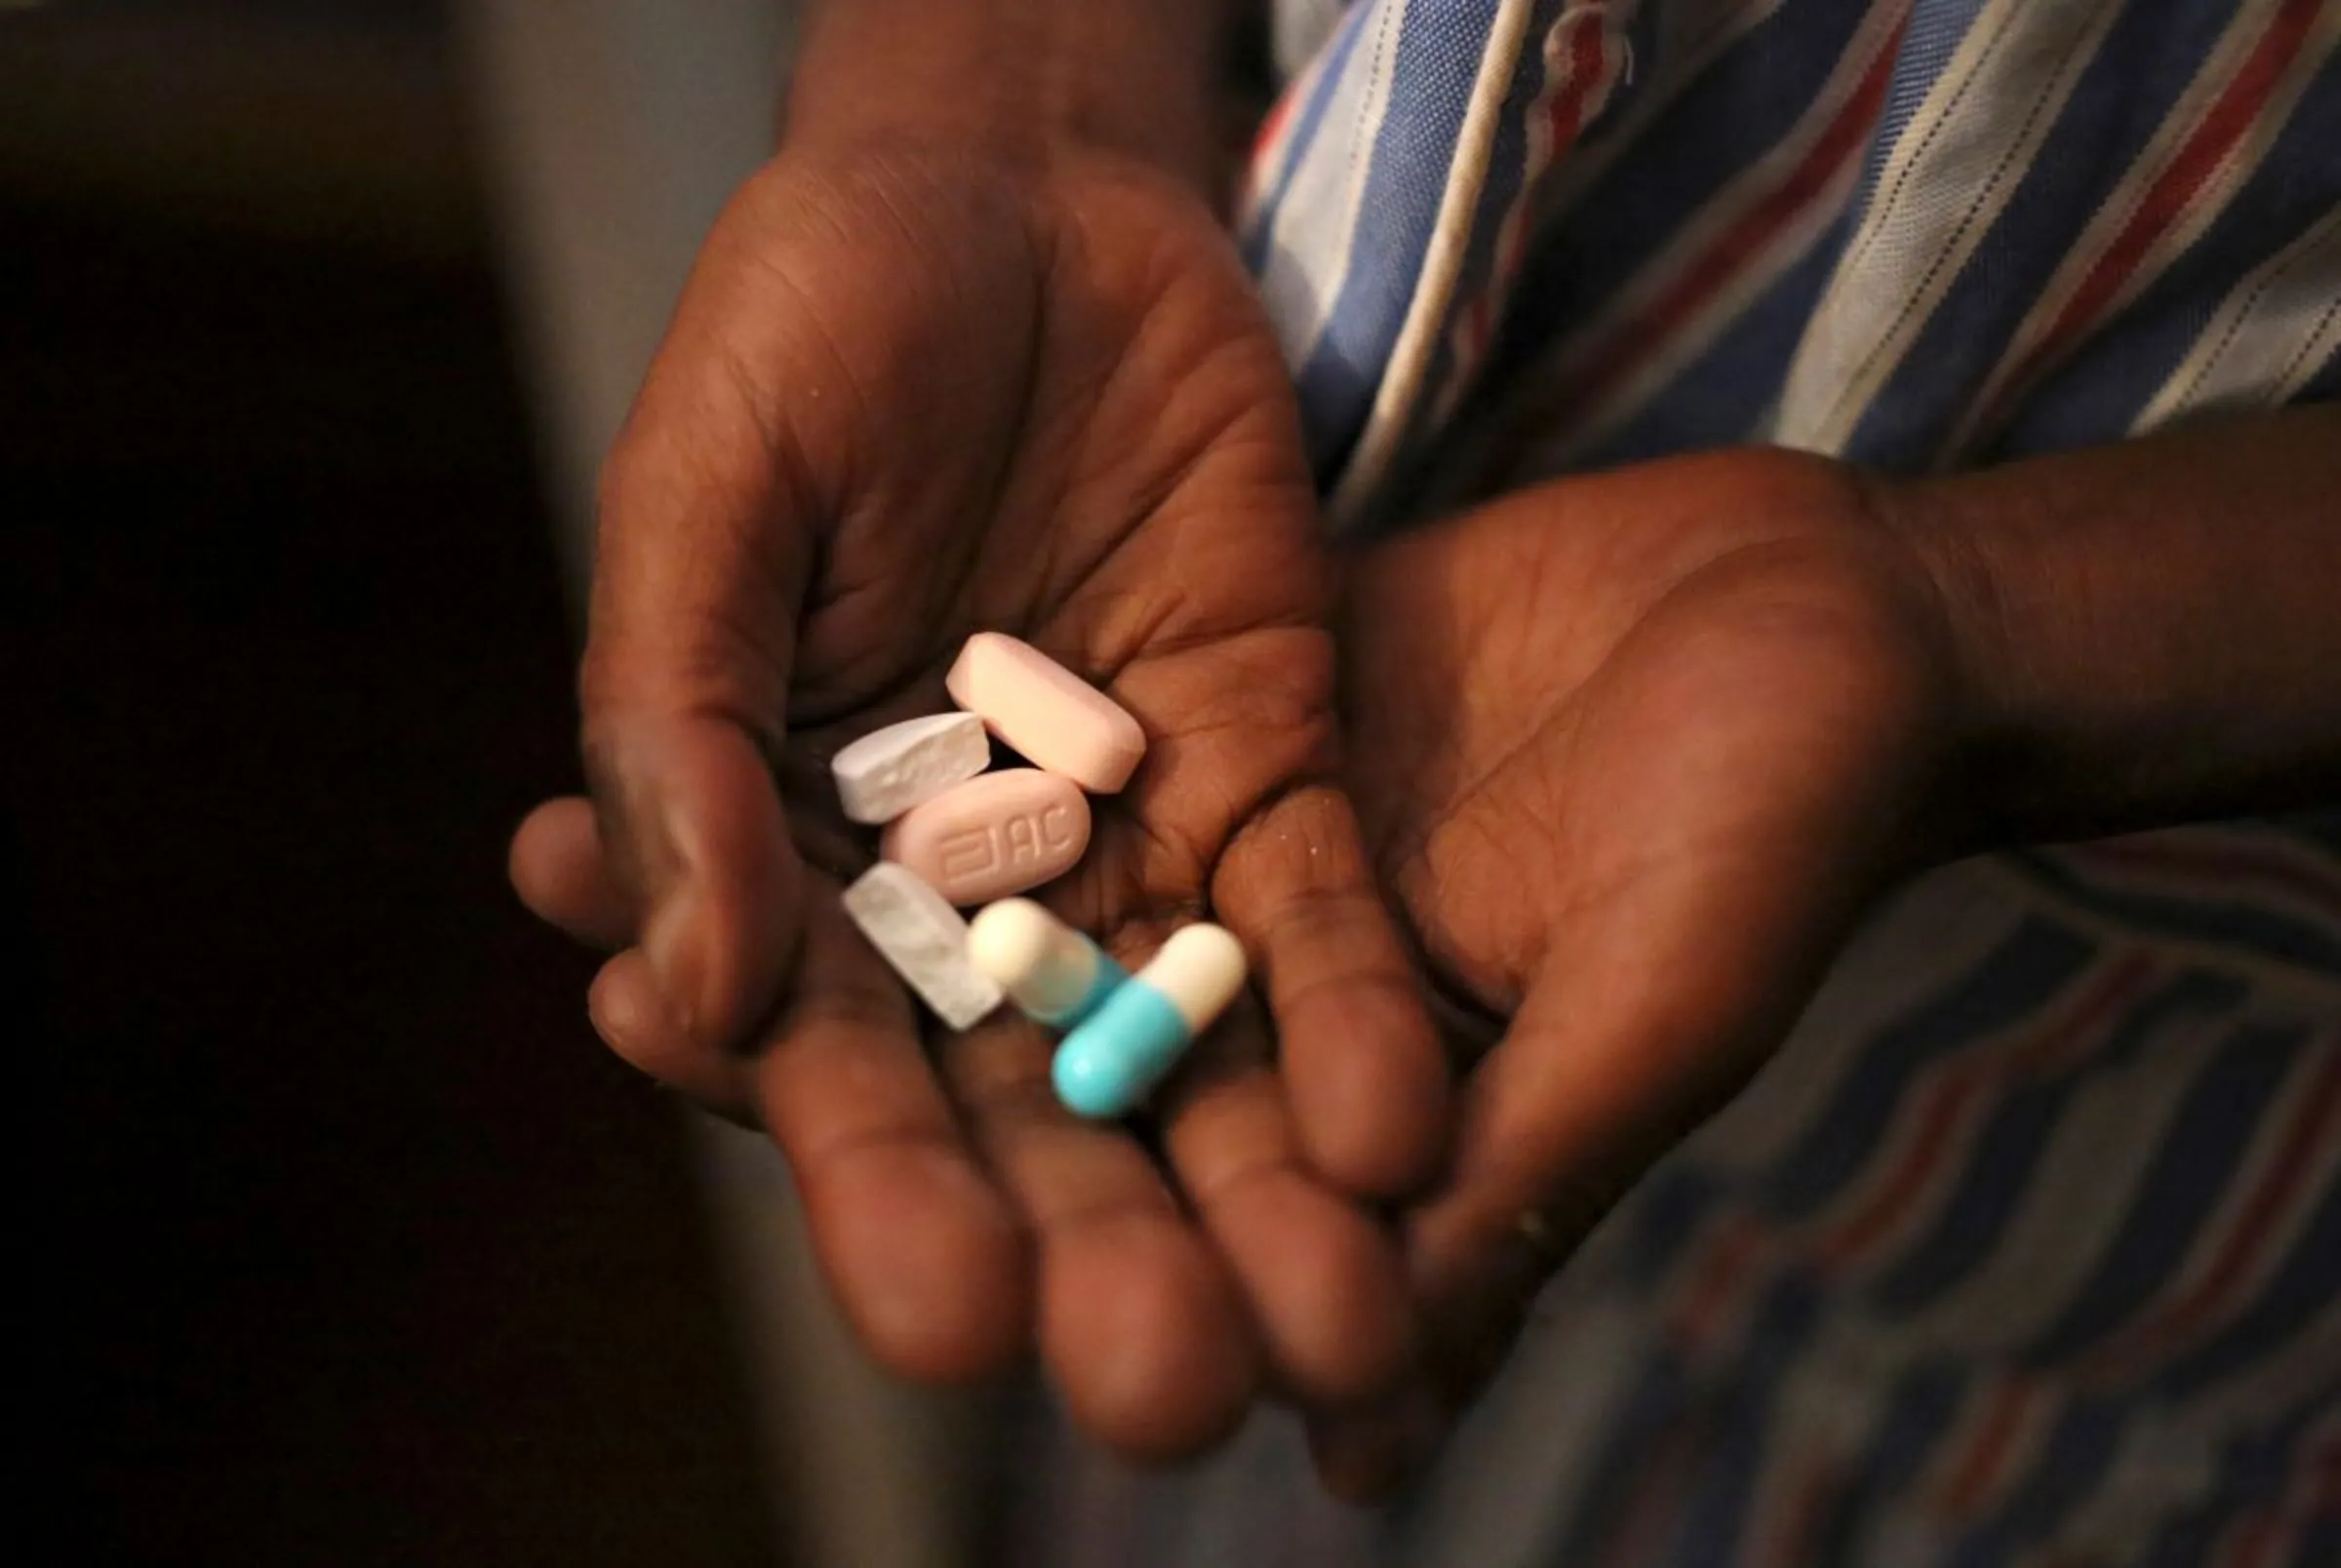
[1663,1276,1825,1567]
[1869,970,2248,1317]
[2021,1020,2311,1365]
[1946,1398,2126,1568]
[1294,0,1505,474]
[2135,1377,2337,1567]
[2000,75,2341,459]
[1839,0,2248,468]
[1579,227,1851,466]
[1240,0,1374,277]
[1548,1347,1702,1563]
[2152,1174,2341,1402]
[2008,851,2341,977]
[1761,917,2099,1220]
[1365,0,1562,514]
[1479,0,1879,394]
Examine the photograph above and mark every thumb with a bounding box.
[1403,886,1843,1404]
[578,276,819,1065]
[582,715,801,1054]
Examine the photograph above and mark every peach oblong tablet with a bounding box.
[945,633,1146,793]
[881,769,1091,905]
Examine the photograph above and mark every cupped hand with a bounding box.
[1333,448,1964,1474]
[506,148,1448,1460]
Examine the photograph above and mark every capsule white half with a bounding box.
[1051,923,1246,1118]
[967,899,1128,1029]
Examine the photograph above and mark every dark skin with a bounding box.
[509,0,1449,1465]
[1329,412,2341,1483]
[520,292,2341,1490]
[509,0,2341,1501]
[1337,449,1964,1443]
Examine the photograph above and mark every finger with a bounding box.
[940,1002,1260,1461]
[1405,956,1763,1407]
[588,948,761,1124]
[579,231,822,1066]
[510,796,636,950]
[1212,781,1450,1199]
[752,883,1030,1384]
[580,716,803,1069]
[1090,625,1451,1200]
[1303,1382,1448,1504]
[1156,1020,1420,1412]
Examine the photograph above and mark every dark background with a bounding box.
[8,3,783,1561]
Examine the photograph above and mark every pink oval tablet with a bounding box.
[945,633,1146,793]
[880,769,1092,905]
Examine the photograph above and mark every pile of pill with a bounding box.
[833,633,1245,1118]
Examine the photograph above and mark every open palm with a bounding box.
[1341,449,1962,1417]
[510,149,1446,1458]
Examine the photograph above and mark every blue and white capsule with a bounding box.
[1051,923,1247,1119]
[966,898,1128,1030]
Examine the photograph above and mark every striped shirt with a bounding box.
[1013,3,2341,1564]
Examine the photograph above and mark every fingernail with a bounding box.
[638,892,702,1042]
[588,965,643,1052]
[589,955,685,1077]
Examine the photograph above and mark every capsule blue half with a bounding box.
[1051,980,1192,1119]
[1030,949,1129,1030]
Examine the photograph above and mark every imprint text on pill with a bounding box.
[881,769,1091,905]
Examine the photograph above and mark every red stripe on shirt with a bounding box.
[1761,1456,1848,1568]
[2084,1039,2341,1383]
[1973,0,2323,437]
[1251,76,1299,164]
[1935,1378,2039,1517]
[1466,10,1613,359]
[1488,9,1905,473]
[2210,1423,2341,1568]
[1814,956,2157,1268]
[2072,833,2341,927]
[1674,1212,1767,1348]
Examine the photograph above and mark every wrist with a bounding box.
[1788,464,1993,875]
[785,0,1265,206]
[1880,472,2039,859]
[1885,410,2341,850]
